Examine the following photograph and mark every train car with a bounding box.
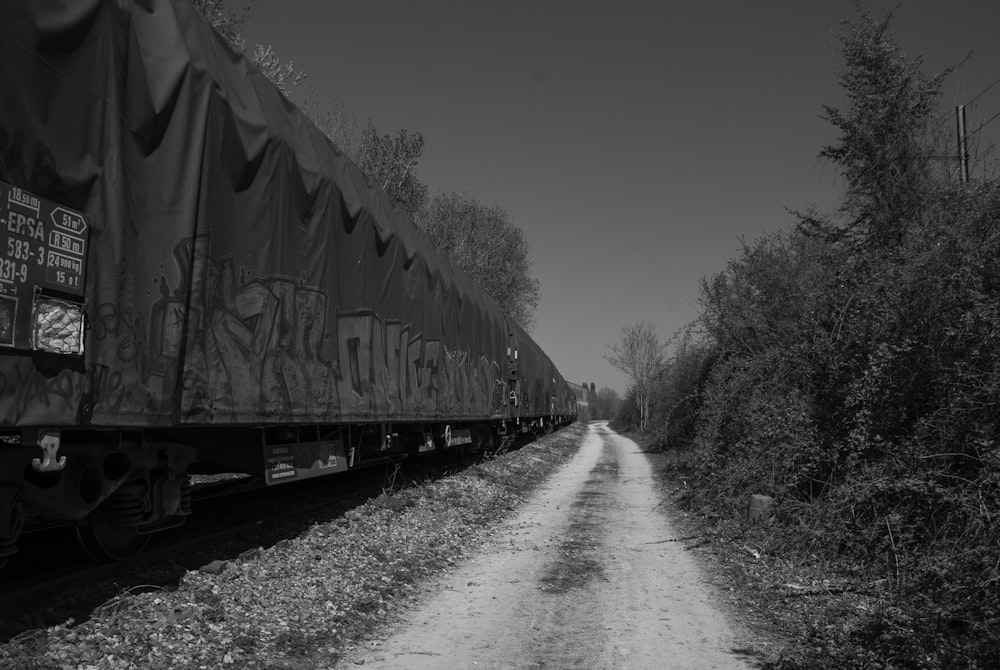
[565,382,590,414]
[0,0,575,565]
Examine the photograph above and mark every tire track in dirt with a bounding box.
[341,423,753,669]
[537,435,618,594]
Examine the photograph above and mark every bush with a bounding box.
[691,349,826,504]
[671,10,1000,665]
[648,331,715,451]
[610,387,639,432]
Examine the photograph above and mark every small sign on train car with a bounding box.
[0,181,89,354]
[264,439,349,485]
[450,428,473,446]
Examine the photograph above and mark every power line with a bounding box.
[965,108,1000,141]
[929,76,1000,127]
[966,75,1000,106]
[952,76,1000,145]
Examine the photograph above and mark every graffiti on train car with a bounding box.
[143,235,506,421]
[0,357,134,424]
[0,233,507,423]
[92,302,146,368]
[332,311,504,418]
[0,361,75,418]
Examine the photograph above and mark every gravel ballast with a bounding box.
[0,423,587,670]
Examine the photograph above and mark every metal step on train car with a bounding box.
[0,0,576,565]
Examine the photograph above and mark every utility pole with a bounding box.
[956,104,970,183]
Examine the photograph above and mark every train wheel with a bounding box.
[74,501,149,562]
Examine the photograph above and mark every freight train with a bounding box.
[0,0,576,566]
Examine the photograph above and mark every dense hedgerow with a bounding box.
[634,7,1000,667]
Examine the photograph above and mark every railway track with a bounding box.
[0,446,488,642]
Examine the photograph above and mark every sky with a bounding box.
[240,1,1000,394]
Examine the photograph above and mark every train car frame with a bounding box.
[0,0,576,565]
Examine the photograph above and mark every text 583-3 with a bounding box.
[6,237,44,264]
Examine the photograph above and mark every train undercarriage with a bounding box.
[0,414,568,567]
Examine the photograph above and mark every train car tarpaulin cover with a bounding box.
[0,0,516,427]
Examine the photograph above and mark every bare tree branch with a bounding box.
[605,322,666,431]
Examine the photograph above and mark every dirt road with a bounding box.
[341,422,754,669]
